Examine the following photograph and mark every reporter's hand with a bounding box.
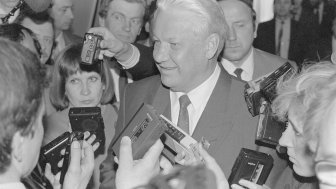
[231,179,270,189]
[116,136,164,189]
[84,131,100,152]
[62,140,95,189]
[44,163,61,189]
[87,27,130,60]
[198,144,230,189]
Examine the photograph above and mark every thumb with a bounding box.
[67,140,81,173]
[118,136,134,170]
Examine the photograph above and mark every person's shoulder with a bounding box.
[128,74,161,89]
[102,103,118,116]
[254,48,287,65]
[63,30,83,44]
[258,19,274,27]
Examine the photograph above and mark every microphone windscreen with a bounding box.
[276,145,287,154]
[24,0,52,12]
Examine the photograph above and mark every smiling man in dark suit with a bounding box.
[98,0,269,188]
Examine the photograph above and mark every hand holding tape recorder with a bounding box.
[111,103,203,164]
[39,131,84,184]
[69,107,105,157]
[228,148,273,187]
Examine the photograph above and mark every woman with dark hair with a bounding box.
[45,43,117,189]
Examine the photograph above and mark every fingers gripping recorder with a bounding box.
[112,104,205,163]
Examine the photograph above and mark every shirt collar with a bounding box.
[171,64,220,111]
[220,48,254,81]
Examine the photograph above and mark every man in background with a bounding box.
[219,0,286,82]
[49,0,81,59]
[253,0,306,65]
[98,0,158,102]
[18,9,54,65]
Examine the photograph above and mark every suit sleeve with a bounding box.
[126,43,159,81]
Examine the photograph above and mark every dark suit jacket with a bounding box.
[126,43,159,81]
[305,36,333,62]
[253,19,306,65]
[99,66,279,189]
[301,0,336,38]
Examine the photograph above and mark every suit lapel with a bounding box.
[192,68,234,143]
[253,49,264,79]
[150,81,171,118]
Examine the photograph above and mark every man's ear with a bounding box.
[205,33,220,59]
[11,132,24,163]
[98,16,106,27]
[254,20,259,38]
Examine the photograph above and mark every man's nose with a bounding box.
[67,9,74,20]
[227,26,237,41]
[278,127,291,148]
[123,20,132,32]
[153,43,169,63]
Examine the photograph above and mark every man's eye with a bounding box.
[131,19,142,25]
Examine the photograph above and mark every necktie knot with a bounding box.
[234,68,243,80]
[179,95,191,109]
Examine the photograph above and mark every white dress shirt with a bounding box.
[52,32,66,60]
[221,48,254,81]
[0,182,26,189]
[276,18,291,59]
[110,67,133,102]
[170,64,220,135]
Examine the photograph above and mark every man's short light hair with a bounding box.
[154,0,228,59]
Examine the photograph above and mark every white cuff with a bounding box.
[118,44,140,69]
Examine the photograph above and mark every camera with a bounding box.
[228,148,273,186]
[256,102,287,147]
[81,33,103,65]
[40,131,84,184]
[244,62,294,117]
[69,107,105,157]
[112,104,168,160]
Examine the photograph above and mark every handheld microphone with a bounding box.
[24,0,52,13]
